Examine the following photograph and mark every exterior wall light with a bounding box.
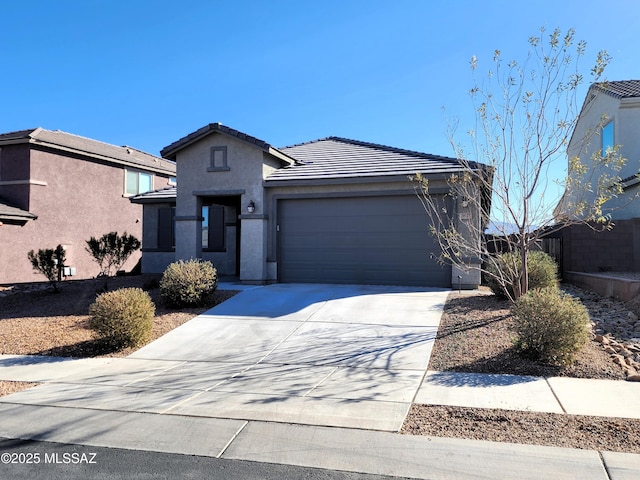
[247,201,255,213]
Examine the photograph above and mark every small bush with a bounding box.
[89,288,155,349]
[160,259,218,307]
[27,244,66,292]
[486,250,558,299]
[86,231,141,289]
[511,287,591,366]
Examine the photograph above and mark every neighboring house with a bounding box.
[132,123,491,288]
[552,80,640,273]
[0,128,176,284]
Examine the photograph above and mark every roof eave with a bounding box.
[129,196,177,204]
[267,147,296,166]
[29,139,176,175]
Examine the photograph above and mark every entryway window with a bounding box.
[202,204,225,251]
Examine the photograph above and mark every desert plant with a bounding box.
[89,287,154,349]
[415,27,623,302]
[160,259,218,307]
[486,251,558,299]
[86,231,141,288]
[27,244,66,292]
[511,287,591,366]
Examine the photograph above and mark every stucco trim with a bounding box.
[238,213,268,220]
[0,179,47,186]
[263,171,459,188]
[192,189,246,196]
[175,215,201,221]
[620,98,640,109]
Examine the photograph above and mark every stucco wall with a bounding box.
[565,90,640,221]
[173,132,272,281]
[175,133,266,219]
[0,147,173,284]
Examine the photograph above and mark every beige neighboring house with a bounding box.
[0,128,176,284]
[132,123,491,288]
[556,80,640,221]
[552,81,640,273]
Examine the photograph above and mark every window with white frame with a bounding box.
[125,170,153,195]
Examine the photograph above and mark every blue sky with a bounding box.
[2,0,639,215]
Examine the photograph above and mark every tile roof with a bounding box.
[160,123,295,166]
[0,128,176,175]
[129,186,177,203]
[267,137,477,182]
[0,197,37,223]
[593,80,640,99]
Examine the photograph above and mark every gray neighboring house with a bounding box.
[132,123,491,288]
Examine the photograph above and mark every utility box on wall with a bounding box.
[63,266,76,277]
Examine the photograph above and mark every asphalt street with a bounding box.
[0,437,413,480]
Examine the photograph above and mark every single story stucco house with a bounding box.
[131,123,490,288]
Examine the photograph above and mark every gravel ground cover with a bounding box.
[1,277,638,453]
[401,286,640,453]
[0,275,238,396]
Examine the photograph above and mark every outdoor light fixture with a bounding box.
[247,201,255,213]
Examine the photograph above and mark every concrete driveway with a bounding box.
[0,283,448,431]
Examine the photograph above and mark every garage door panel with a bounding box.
[278,196,451,287]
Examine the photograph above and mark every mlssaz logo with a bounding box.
[44,452,97,464]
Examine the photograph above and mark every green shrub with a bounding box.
[511,287,591,366]
[27,244,66,292]
[86,231,141,288]
[89,288,155,349]
[160,259,218,307]
[486,250,558,299]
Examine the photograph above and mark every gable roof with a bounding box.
[0,197,37,225]
[0,128,176,175]
[593,80,640,99]
[160,123,295,166]
[266,137,479,183]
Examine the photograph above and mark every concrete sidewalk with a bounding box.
[1,283,639,479]
[0,403,637,480]
[417,370,640,419]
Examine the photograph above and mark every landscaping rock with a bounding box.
[563,284,640,380]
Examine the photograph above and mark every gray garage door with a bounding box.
[278,195,451,287]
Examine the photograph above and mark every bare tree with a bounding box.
[416,27,626,302]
